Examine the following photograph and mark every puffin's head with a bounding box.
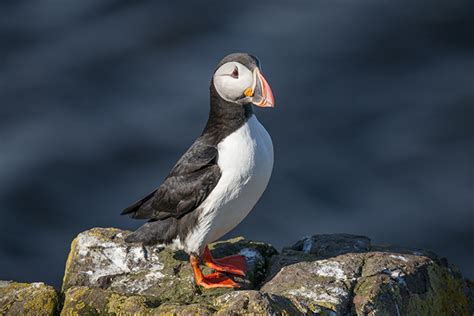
[212,53,274,108]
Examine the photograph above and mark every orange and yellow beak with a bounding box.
[244,68,275,108]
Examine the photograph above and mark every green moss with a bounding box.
[22,287,58,314]
[61,287,105,315]
[106,293,153,314]
[353,259,471,315]
[65,286,90,300]
[155,303,215,315]
[61,237,78,293]
[87,227,125,240]
[61,227,278,311]
[394,263,469,315]
[63,286,166,315]
[75,301,86,310]
[0,282,59,316]
[212,290,305,315]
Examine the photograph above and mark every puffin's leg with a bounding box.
[202,246,246,277]
[190,255,240,288]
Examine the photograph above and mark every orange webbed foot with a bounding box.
[196,272,241,289]
[190,255,241,289]
[203,246,247,277]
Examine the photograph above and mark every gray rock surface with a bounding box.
[262,234,471,315]
[2,229,473,315]
[62,227,277,305]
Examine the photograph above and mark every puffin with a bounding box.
[121,53,275,288]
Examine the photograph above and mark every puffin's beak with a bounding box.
[245,68,275,108]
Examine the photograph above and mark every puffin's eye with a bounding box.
[231,66,239,79]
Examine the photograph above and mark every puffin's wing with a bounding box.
[121,139,220,220]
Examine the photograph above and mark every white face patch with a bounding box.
[213,62,253,102]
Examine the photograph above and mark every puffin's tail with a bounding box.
[124,217,178,246]
[121,189,157,219]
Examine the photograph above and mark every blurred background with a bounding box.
[0,0,473,288]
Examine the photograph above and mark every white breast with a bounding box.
[184,115,274,254]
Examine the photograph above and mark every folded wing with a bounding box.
[121,138,221,221]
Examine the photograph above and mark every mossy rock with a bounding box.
[62,227,278,305]
[0,281,59,316]
[352,251,470,315]
[262,250,365,314]
[58,230,474,314]
[263,234,472,315]
[466,279,474,313]
[61,286,162,315]
[212,290,303,315]
[62,286,302,315]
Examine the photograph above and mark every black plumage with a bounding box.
[122,141,220,221]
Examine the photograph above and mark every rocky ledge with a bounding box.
[1,228,473,315]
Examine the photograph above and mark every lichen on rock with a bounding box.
[2,229,473,315]
[353,251,470,315]
[212,290,303,315]
[62,227,278,306]
[262,250,365,313]
[61,286,162,315]
[0,281,59,316]
[61,287,302,315]
[263,234,472,315]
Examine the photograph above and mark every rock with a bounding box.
[262,236,367,314]
[62,227,278,305]
[466,279,474,312]
[61,287,302,315]
[61,286,162,315]
[212,290,302,315]
[352,247,470,315]
[4,230,473,315]
[291,233,371,257]
[0,281,59,315]
[262,234,471,315]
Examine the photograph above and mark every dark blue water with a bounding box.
[1,0,473,288]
